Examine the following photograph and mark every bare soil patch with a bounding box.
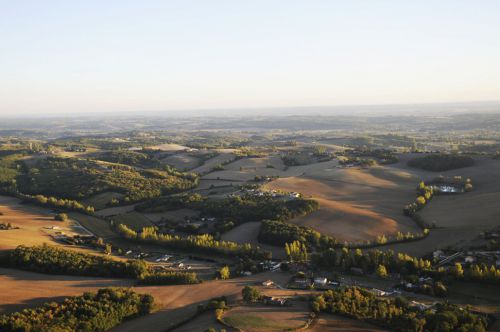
[0,267,133,313]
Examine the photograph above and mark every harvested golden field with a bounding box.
[0,267,134,313]
[384,155,500,255]
[263,166,420,242]
[0,267,290,332]
[416,158,500,229]
[0,196,91,250]
[262,155,500,251]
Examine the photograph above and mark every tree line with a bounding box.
[408,154,475,171]
[0,288,154,332]
[312,287,488,332]
[0,244,203,285]
[116,224,271,261]
[1,244,148,278]
[16,156,198,204]
[137,271,200,285]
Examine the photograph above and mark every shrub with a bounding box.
[242,286,261,303]
[54,212,68,221]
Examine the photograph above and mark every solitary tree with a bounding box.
[54,213,68,221]
[218,266,230,280]
[453,263,464,278]
[376,264,388,278]
[242,286,261,302]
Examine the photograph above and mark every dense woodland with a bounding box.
[93,150,159,168]
[0,288,154,332]
[312,287,488,332]
[137,193,319,227]
[16,157,198,203]
[408,154,475,171]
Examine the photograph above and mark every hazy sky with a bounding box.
[1,1,499,115]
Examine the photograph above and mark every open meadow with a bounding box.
[221,303,311,332]
[221,221,286,259]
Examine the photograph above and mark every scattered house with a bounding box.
[313,277,328,287]
[262,296,289,306]
[419,276,433,283]
[260,261,281,271]
[464,256,476,264]
[262,280,274,287]
[370,288,387,296]
[294,278,309,285]
[155,254,172,262]
[409,301,435,311]
[433,250,445,260]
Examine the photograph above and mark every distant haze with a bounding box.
[1,1,500,115]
